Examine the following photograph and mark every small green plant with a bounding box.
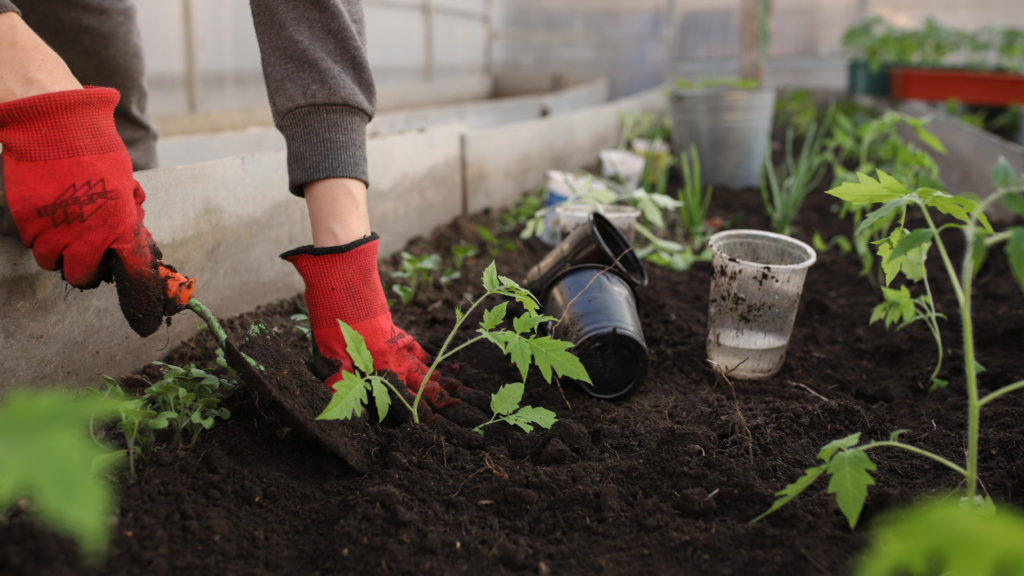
[501,189,545,232]
[761,109,833,236]
[478,225,516,257]
[855,498,1024,575]
[472,382,556,436]
[677,143,714,251]
[319,262,591,426]
[390,251,441,305]
[146,362,234,448]
[773,89,819,137]
[870,283,948,390]
[618,110,672,149]
[753,168,1024,529]
[89,377,173,479]
[0,389,123,563]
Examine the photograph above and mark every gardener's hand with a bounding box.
[283,235,488,426]
[0,87,179,336]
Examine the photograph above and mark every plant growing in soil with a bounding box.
[754,168,1024,529]
[0,389,123,562]
[146,362,234,448]
[90,377,174,479]
[390,251,442,305]
[760,107,833,236]
[319,262,590,426]
[471,382,556,436]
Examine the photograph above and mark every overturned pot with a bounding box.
[524,211,647,298]
[543,264,649,400]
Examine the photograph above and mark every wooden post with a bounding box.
[739,0,772,83]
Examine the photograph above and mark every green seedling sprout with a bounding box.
[319,261,591,427]
[89,377,172,479]
[677,143,714,253]
[760,107,833,236]
[390,251,442,305]
[147,362,234,448]
[753,167,1024,529]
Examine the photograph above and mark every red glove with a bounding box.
[0,87,174,336]
[282,235,486,425]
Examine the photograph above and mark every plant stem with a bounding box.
[860,440,968,477]
[186,298,229,351]
[411,292,492,421]
[979,380,1024,407]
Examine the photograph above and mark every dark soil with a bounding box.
[3,179,1024,575]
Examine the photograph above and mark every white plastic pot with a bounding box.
[599,149,645,190]
[553,204,641,244]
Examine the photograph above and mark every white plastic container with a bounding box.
[706,230,817,380]
[553,204,641,245]
[599,149,646,190]
[540,171,613,246]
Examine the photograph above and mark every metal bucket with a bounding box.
[669,86,776,190]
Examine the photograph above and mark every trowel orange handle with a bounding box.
[159,263,196,308]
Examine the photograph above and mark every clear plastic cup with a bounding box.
[554,204,641,244]
[706,229,817,380]
[599,149,645,190]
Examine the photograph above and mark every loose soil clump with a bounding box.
[3,185,1023,575]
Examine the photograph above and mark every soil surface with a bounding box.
[3,173,1024,575]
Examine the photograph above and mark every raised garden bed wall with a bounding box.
[0,83,665,390]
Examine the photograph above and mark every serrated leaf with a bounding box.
[481,302,508,331]
[370,377,392,423]
[869,303,887,325]
[818,432,862,462]
[889,229,934,262]
[827,171,906,205]
[491,382,525,416]
[1007,227,1024,295]
[512,313,552,335]
[854,499,1024,576]
[929,377,949,392]
[505,406,558,433]
[317,372,369,420]
[337,320,373,375]
[482,261,499,292]
[526,337,592,384]
[750,464,828,523]
[827,448,877,529]
[503,333,534,382]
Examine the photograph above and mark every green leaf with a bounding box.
[1000,191,1024,220]
[480,302,508,331]
[337,320,373,375]
[827,448,877,529]
[370,377,392,423]
[512,313,553,335]
[0,390,122,561]
[889,228,934,262]
[889,429,908,441]
[911,124,947,154]
[854,196,908,238]
[750,464,828,524]
[505,405,558,433]
[490,382,525,416]
[827,171,907,205]
[482,261,499,292]
[991,155,1018,189]
[1006,227,1024,295]
[928,377,949,392]
[525,336,592,384]
[502,333,534,382]
[855,499,1024,576]
[818,432,861,462]
[317,372,369,420]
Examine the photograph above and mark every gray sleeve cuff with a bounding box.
[278,104,370,197]
[0,2,21,15]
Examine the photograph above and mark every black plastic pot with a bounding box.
[524,212,648,299]
[543,264,649,400]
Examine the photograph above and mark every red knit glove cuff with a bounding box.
[0,87,125,161]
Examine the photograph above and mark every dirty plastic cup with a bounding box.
[540,171,612,246]
[599,149,645,190]
[706,229,817,380]
[554,204,641,244]
[544,264,649,399]
[524,211,647,298]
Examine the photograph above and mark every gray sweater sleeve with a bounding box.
[249,0,377,196]
[0,1,20,15]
